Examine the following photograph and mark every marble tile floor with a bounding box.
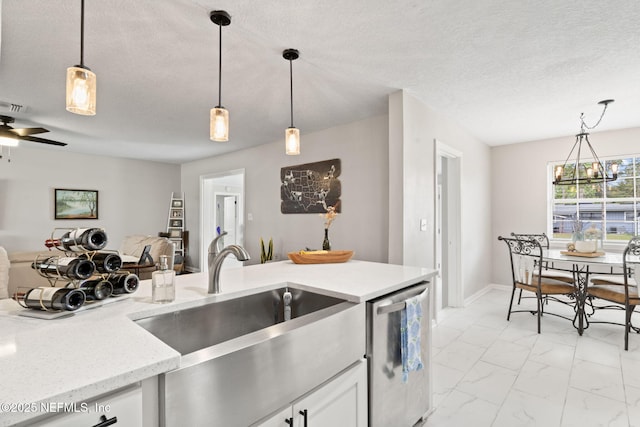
[424,287,640,427]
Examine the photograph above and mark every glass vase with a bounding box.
[322,228,331,251]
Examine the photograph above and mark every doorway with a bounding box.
[200,169,245,271]
[434,140,462,322]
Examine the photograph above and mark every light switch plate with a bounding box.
[420,218,427,231]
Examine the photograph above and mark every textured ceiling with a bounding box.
[0,0,639,164]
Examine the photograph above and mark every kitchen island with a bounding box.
[0,260,437,426]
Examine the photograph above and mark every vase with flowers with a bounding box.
[571,218,584,243]
[320,204,339,251]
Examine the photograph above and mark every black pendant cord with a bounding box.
[289,59,294,127]
[209,10,231,109]
[79,0,85,67]
[218,23,222,107]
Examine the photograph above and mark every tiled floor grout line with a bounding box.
[557,337,578,427]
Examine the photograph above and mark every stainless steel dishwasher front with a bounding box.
[366,281,431,427]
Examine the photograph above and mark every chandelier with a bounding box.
[553,100,618,186]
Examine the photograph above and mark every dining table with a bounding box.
[542,249,625,335]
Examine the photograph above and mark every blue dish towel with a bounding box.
[401,295,424,383]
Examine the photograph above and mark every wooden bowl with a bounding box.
[287,250,354,264]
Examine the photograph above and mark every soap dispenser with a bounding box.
[152,255,175,303]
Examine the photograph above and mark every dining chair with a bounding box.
[510,233,574,283]
[586,236,640,350]
[499,235,577,333]
[510,232,575,308]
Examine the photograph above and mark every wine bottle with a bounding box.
[78,279,113,301]
[17,287,86,311]
[108,273,140,295]
[31,256,96,280]
[44,228,108,252]
[79,252,122,274]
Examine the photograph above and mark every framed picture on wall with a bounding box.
[280,158,341,214]
[54,189,99,220]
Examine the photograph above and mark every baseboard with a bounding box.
[434,283,510,325]
[463,283,510,306]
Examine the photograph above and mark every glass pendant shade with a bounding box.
[285,127,300,155]
[66,66,96,116]
[210,107,229,142]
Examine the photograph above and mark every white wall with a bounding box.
[0,145,180,252]
[388,93,404,264]
[388,90,493,298]
[181,115,389,270]
[491,127,640,286]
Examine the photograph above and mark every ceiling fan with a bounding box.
[0,115,67,147]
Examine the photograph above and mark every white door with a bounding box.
[223,196,237,245]
[434,140,463,321]
[435,172,445,315]
[200,170,245,272]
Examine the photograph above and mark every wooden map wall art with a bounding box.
[280,158,342,214]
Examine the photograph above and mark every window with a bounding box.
[549,156,640,242]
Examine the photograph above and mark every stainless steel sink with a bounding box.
[134,286,365,427]
[135,287,345,355]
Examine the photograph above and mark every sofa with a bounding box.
[117,234,175,279]
[5,251,59,299]
[2,235,174,299]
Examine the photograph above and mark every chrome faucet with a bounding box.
[208,244,250,294]
[208,231,228,258]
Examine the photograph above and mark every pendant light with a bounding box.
[283,49,300,155]
[210,11,231,142]
[553,100,618,186]
[66,0,96,116]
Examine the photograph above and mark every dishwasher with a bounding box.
[366,281,431,427]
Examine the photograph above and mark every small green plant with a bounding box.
[260,237,273,264]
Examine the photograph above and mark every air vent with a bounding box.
[0,101,28,114]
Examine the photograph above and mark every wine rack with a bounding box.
[14,227,140,316]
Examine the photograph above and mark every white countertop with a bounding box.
[0,259,436,426]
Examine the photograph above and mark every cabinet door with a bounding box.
[30,385,142,427]
[252,406,294,427]
[293,359,367,427]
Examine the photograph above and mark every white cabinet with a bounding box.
[254,359,367,427]
[256,406,294,427]
[28,384,142,427]
[293,358,367,427]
